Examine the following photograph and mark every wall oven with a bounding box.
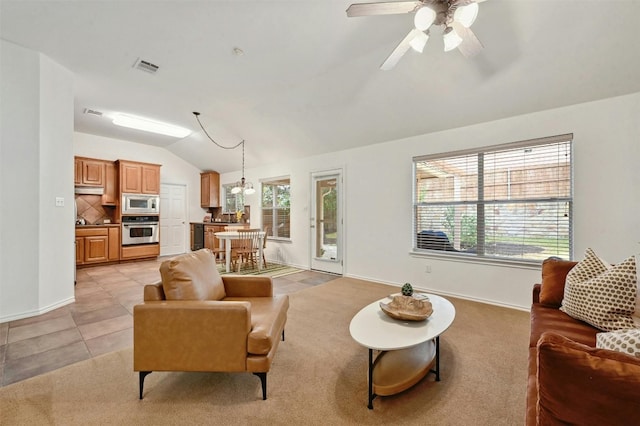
[122,215,159,246]
[122,193,160,215]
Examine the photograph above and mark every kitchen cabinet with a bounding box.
[200,171,220,208]
[75,157,105,187]
[76,226,120,266]
[102,161,118,205]
[108,226,120,261]
[118,160,161,194]
[121,244,159,260]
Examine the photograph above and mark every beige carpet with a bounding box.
[0,278,530,425]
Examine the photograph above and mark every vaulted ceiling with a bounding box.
[2,1,640,173]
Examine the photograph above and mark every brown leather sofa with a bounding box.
[526,259,640,425]
[133,249,289,400]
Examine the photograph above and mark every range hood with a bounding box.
[75,186,104,195]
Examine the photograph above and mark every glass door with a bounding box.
[310,170,343,275]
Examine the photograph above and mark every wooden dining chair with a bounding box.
[262,226,270,268]
[223,226,246,271]
[235,229,262,272]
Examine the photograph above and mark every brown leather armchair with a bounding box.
[133,249,289,400]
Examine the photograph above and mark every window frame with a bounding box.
[261,176,291,242]
[221,183,245,214]
[411,134,573,266]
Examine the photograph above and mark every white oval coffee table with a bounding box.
[349,293,456,409]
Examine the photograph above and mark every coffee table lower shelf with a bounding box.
[367,337,440,409]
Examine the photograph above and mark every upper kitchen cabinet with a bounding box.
[200,171,220,208]
[102,161,118,205]
[75,157,105,186]
[118,160,161,194]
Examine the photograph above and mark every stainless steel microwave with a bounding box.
[122,193,160,215]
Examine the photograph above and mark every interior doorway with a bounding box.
[160,183,186,256]
[310,170,343,275]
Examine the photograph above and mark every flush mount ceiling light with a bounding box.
[112,113,191,138]
[346,0,486,70]
[192,112,255,196]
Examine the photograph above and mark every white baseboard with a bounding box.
[0,296,76,323]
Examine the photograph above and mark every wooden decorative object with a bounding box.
[379,295,433,321]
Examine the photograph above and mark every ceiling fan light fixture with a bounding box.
[410,30,429,53]
[443,26,463,52]
[454,2,479,28]
[414,6,436,31]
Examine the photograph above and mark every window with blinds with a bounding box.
[413,134,572,262]
[261,177,291,240]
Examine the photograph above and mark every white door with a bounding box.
[310,170,343,275]
[160,184,186,256]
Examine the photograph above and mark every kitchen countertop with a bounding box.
[75,223,120,228]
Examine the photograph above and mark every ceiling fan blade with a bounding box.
[380,29,421,70]
[346,1,421,17]
[452,23,484,58]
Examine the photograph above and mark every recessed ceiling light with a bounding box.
[112,113,191,138]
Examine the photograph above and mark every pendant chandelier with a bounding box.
[193,112,255,195]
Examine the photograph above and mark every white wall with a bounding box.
[73,132,206,253]
[1,40,75,322]
[3,36,638,317]
[226,92,640,310]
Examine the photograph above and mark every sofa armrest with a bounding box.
[133,300,252,372]
[536,332,640,425]
[143,281,165,301]
[222,275,273,297]
[532,284,541,304]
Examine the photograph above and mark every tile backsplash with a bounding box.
[75,195,115,224]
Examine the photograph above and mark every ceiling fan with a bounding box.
[346,0,486,70]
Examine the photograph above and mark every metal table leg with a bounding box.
[368,349,377,409]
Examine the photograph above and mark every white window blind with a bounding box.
[261,178,291,239]
[413,134,572,262]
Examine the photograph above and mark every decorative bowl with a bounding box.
[380,295,433,321]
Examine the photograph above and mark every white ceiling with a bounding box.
[2,1,640,173]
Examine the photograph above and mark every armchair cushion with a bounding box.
[160,249,226,301]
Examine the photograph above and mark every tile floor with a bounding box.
[0,258,338,387]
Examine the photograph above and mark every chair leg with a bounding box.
[282,329,285,341]
[139,371,152,399]
[253,372,267,400]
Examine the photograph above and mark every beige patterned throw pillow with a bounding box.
[561,250,637,332]
[597,329,640,358]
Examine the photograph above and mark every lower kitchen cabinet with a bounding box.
[76,226,120,266]
[121,243,159,260]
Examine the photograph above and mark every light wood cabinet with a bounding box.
[76,226,120,266]
[142,165,160,194]
[102,161,118,205]
[108,227,120,261]
[201,171,220,208]
[75,157,105,187]
[121,244,160,260]
[119,160,161,194]
[75,237,84,264]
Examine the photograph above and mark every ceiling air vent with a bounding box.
[83,108,103,116]
[133,58,159,74]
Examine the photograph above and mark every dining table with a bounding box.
[214,230,266,273]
